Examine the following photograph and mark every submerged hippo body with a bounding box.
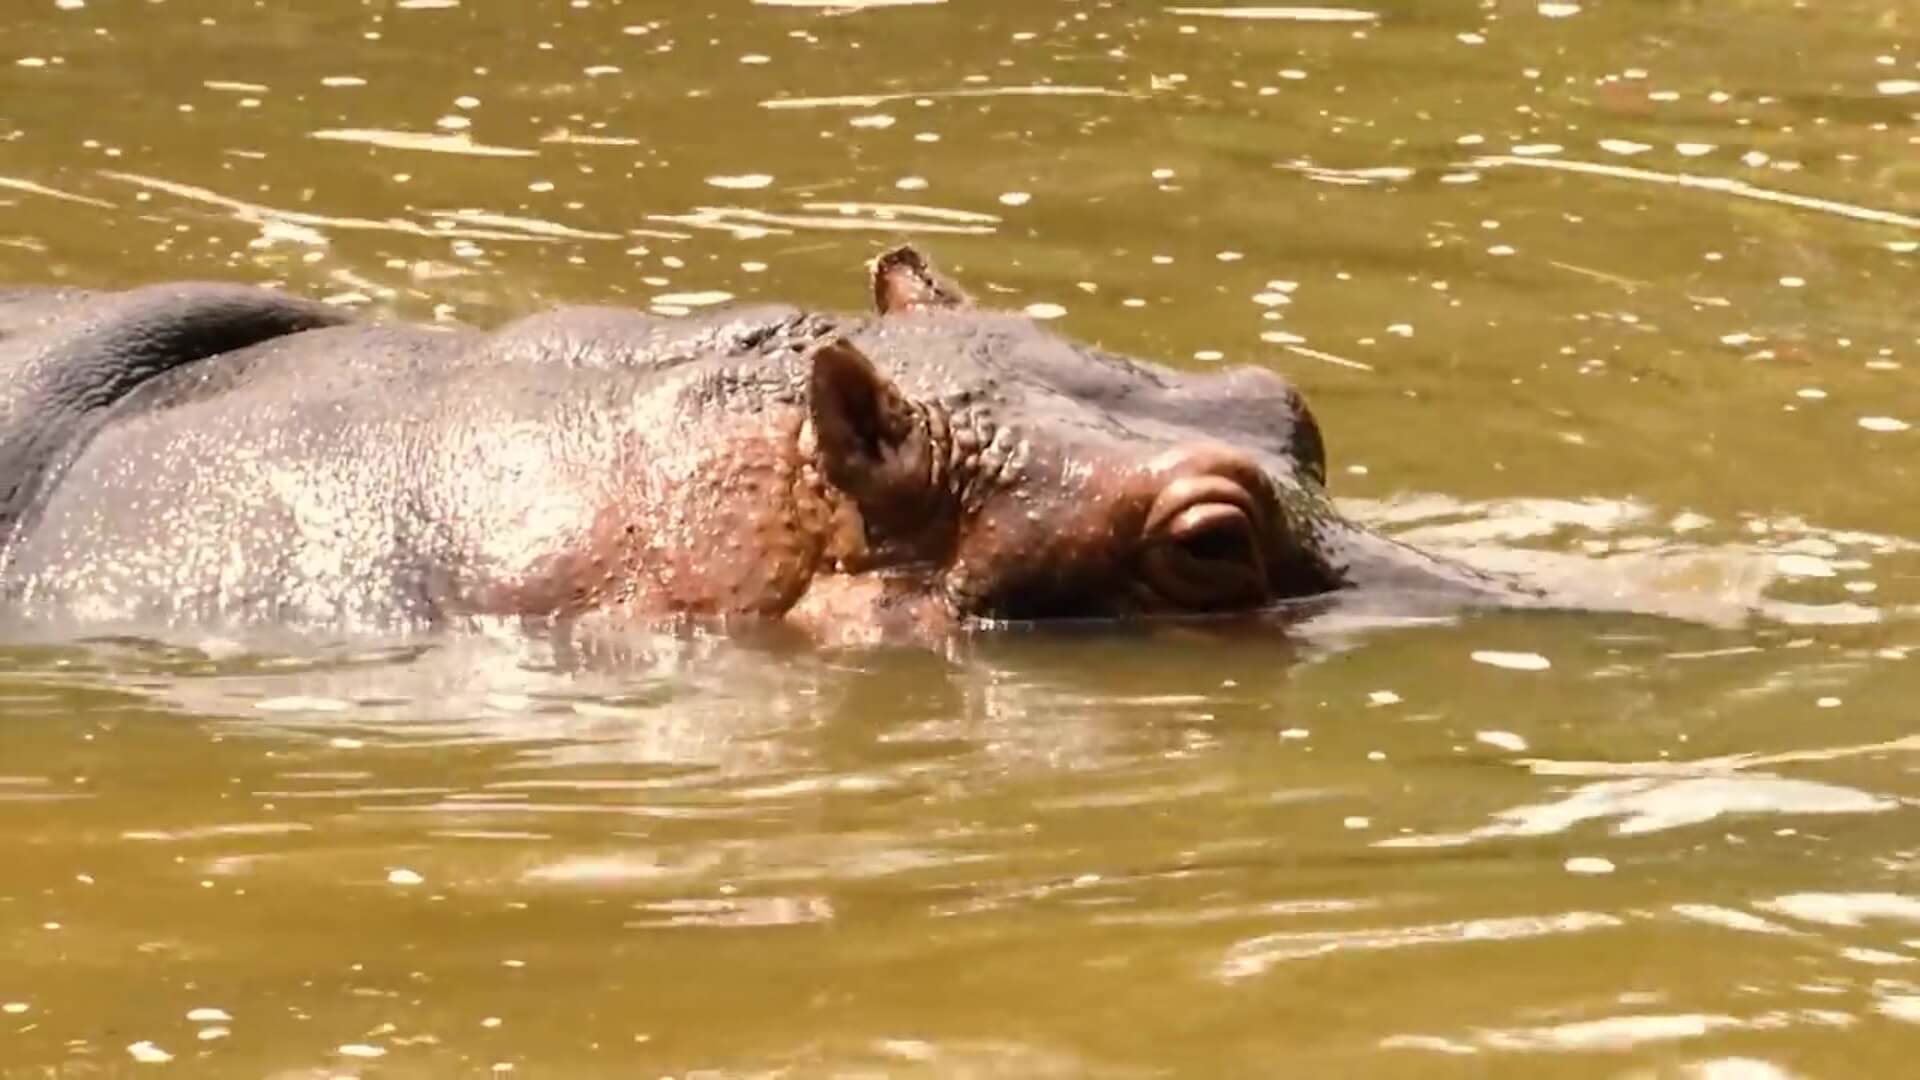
[0,248,1516,642]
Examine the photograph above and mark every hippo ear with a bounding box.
[871,245,970,315]
[810,339,937,519]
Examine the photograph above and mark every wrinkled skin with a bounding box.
[0,247,1519,644]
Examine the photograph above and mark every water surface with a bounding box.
[3,0,1919,1074]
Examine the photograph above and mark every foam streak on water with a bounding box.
[1164,6,1380,20]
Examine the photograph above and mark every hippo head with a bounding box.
[764,247,1346,638]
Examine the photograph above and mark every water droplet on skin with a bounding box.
[998,191,1031,206]
[1565,856,1614,875]
[1859,416,1909,433]
[388,868,425,886]
[187,1008,232,1023]
[1023,303,1066,320]
[1368,690,1401,705]
[1816,697,1842,708]
[339,1044,386,1059]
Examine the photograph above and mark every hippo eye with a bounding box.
[1139,478,1272,611]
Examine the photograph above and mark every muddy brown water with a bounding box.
[4,1,1920,1075]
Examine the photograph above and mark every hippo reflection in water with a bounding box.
[0,247,1520,643]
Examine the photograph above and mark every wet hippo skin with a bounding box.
[0,247,1520,642]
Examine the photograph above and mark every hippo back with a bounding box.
[0,283,352,551]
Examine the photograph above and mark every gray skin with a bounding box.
[0,247,1520,643]
[0,283,352,544]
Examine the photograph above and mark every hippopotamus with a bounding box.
[0,247,1516,643]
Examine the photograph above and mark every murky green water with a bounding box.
[4,0,1920,1074]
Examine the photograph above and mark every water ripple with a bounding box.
[1377,774,1896,848]
[1221,911,1623,979]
